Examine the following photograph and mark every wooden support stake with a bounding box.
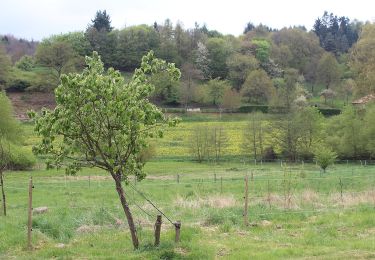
[214,173,217,182]
[174,221,181,242]
[177,174,180,183]
[244,175,249,226]
[27,177,33,250]
[154,215,162,246]
[220,177,223,194]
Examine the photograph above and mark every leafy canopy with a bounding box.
[32,51,180,180]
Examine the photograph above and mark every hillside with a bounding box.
[7,92,55,120]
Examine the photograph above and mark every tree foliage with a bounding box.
[31,51,180,248]
[241,69,274,104]
[350,23,375,96]
[313,11,360,54]
[0,44,11,89]
[91,10,113,32]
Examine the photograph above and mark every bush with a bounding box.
[7,145,36,170]
[314,146,337,173]
[237,105,269,113]
[317,108,341,116]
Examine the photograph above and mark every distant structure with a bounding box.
[352,94,375,109]
[187,108,201,112]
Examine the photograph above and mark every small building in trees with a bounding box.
[352,94,375,109]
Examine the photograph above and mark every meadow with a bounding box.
[1,159,375,259]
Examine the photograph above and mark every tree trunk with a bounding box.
[114,178,139,249]
[0,171,6,216]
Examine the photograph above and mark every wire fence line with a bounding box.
[2,164,375,234]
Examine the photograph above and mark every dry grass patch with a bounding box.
[174,195,236,209]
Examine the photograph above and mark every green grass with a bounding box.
[1,161,375,259]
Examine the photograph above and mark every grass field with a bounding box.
[1,160,375,259]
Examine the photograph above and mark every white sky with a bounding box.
[1,0,374,41]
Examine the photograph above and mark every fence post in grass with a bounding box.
[154,215,162,246]
[220,177,223,194]
[243,175,249,226]
[176,174,180,184]
[174,221,181,242]
[27,177,33,250]
[88,174,91,188]
[338,177,344,204]
[214,173,217,182]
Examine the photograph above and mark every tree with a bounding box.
[242,112,265,160]
[226,53,259,90]
[275,68,299,111]
[0,92,21,216]
[189,125,211,162]
[316,53,341,90]
[210,126,228,162]
[30,51,180,249]
[271,28,323,80]
[91,10,113,32]
[244,22,255,34]
[252,39,271,63]
[206,37,232,79]
[202,78,232,106]
[222,88,241,112]
[314,146,337,173]
[0,44,11,90]
[325,106,365,159]
[241,69,275,104]
[195,41,211,79]
[350,23,375,96]
[313,11,360,54]
[116,25,159,71]
[35,41,77,82]
[179,62,203,108]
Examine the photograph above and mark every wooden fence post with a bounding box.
[220,177,223,194]
[214,173,217,182]
[177,174,180,184]
[27,177,33,250]
[174,221,181,242]
[243,175,249,226]
[154,215,162,246]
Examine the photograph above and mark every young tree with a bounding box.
[35,41,77,82]
[211,126,228,162]
[242,112,265,160]
[30,51,180,249]
[189,125,211,162]
[316,53,341,90]
[314,146,337,173]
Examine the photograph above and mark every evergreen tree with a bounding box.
[91,10,113,32]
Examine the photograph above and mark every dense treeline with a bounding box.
[0,10,373,108]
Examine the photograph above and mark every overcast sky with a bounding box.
[1,0,374,41]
